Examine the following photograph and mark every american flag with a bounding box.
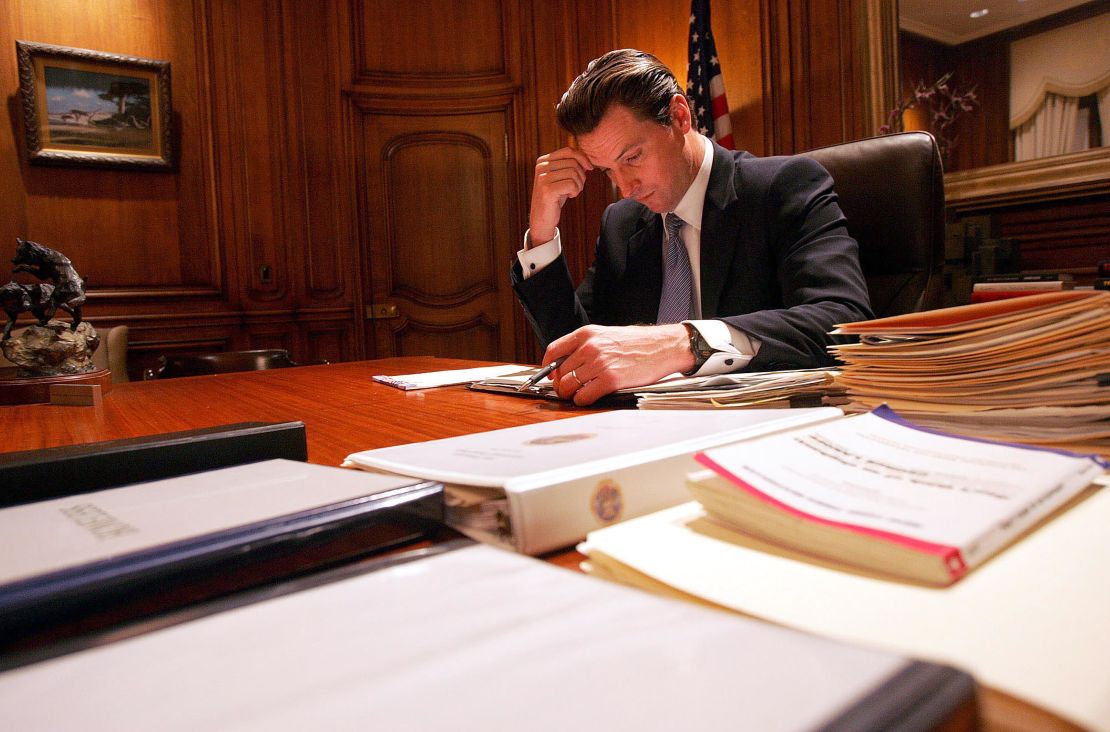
[685,0,734,149]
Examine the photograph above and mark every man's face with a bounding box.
[575,99,698,214]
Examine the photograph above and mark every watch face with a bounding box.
[695,333,713,359]
[690,330,712,365]
[684,327,711,375]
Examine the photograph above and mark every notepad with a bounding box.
[372,364,531,390]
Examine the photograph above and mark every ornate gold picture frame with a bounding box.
[16,40,174,171]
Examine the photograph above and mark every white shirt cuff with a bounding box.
[685,319,761,375]
[517,229,563,280]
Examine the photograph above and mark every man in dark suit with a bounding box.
[512,49,872,405]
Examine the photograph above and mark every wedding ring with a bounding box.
[570,370,584,388]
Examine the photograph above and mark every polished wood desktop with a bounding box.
[1,357,1080,731]
[3,357,587,464]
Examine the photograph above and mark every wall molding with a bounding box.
[945,147,1110,211]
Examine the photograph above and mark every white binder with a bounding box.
[345,408,841,554]
[0,543,975,731]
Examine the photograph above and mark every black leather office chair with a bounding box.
[145,349,325,379]
[800,131,945,317]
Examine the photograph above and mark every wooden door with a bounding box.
[348,0,525,362]
[354,104,519,361]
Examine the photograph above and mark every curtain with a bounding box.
[1013,93,1080,162]
[1010,13,1110,129]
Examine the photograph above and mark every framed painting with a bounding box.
[16,40,174,171]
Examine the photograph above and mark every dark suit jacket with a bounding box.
[511,140,874,371]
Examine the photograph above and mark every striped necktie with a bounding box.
[656,213,694,324]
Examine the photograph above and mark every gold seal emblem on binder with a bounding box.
[590,479,623,524]
[525,432,598,446]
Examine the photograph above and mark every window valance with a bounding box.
[1009,12,1110,129]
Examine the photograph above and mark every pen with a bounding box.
[518,357,567,391]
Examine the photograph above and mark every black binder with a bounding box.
[0,460,445,650]
[0,421,308,508]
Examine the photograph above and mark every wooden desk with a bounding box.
[0,357,1078,730]
[3,357,593,464]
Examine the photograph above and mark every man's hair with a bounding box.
[556,49,685,136]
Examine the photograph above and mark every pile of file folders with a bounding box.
[830,289,1110,457]
[0,421,978,730]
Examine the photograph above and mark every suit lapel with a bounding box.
[699,141,741,318]
[626,209,664,322]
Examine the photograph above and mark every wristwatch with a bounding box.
[683,323,714,376]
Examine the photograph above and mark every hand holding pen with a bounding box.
[517,356,567,392]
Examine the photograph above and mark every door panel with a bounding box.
[356,107,516,360]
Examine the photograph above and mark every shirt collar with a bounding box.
[671,134,714,231]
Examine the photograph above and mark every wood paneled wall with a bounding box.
[611,0,885,157]
[1,0,360,378]
[0,0,902,374]
[997,196,1110,281]
[899,31,1011,172]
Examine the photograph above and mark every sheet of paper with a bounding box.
[581,488,1110,731]
[0,544,916,731]
[372,364,531,390]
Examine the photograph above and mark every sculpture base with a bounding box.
[0,368,112,405]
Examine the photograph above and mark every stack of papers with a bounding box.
[829,290,1110,456]
[470,367,846,409]
[634,368,845,409]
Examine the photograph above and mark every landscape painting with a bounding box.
[17,41,174,171]
[44,66,154,150]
